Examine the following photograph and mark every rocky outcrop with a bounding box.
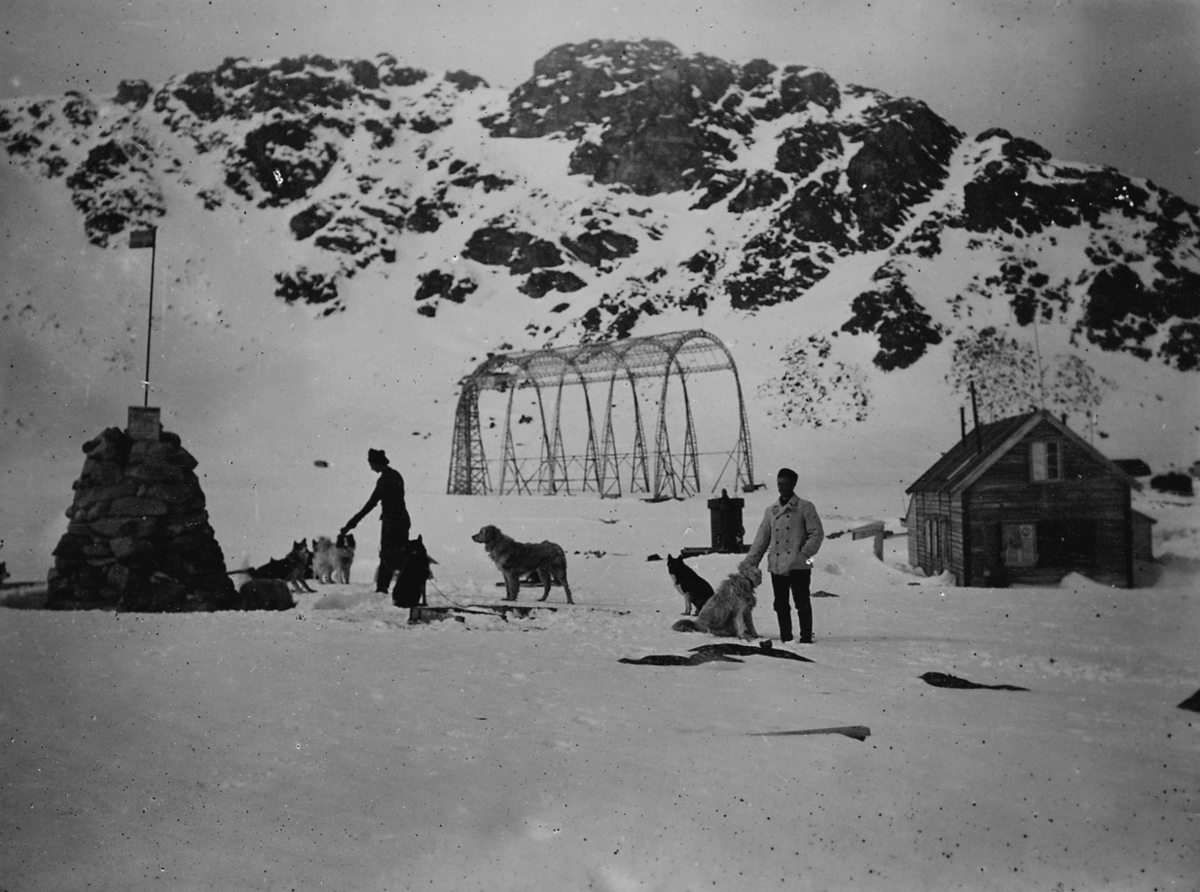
[47,408,237,611]
[490,39,741,195]
[0,40,1197,385]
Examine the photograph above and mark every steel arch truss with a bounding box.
[447,330,755,498]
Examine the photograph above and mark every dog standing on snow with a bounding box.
[671,564,762,639]
[312,532,356,584]
[471,524,574,604]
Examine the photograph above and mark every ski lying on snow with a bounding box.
[749,725,871,741]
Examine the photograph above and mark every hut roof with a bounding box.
[906,409,1141,495]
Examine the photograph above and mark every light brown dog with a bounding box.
[671,564,762,639]
[471,524,573,604]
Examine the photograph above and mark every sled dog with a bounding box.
[229,539,316,593]
[471,524,574,604]
[312,532,356,584]
[391,535,436,612]
[233,578,295,611]
[671,564,762,639]
[667,553,714,615]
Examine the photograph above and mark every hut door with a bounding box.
[1003,523,1037,567]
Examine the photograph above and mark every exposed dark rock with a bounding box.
[727,170,789,213]
[463,226,563,273]
[115,79,153,108]
[842,276,945,370]
[414,269,478,304]
[62,92,97,128]
[519,270,586,298]
[290,203,335,239]
[448,163,513,192]
[349,60,380,90]
[274,268,340,311]
[1150,472,1193,497]
[492,39,739,195]
[775,122,841,179]
[779,66,840,115]
[445,70,487,91]
[846,98,961,249]
[559,229,639,267]
[406,195,455,233]
[63,139,165,246]
[233,120,339,206]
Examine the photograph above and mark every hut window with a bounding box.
[1030,440,1062,482]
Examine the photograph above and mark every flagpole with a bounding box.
[129,226,158,406]
[143,232,157,407]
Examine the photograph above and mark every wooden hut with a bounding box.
[905,409,1145,588]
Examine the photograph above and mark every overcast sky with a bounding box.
[2,0,1197,204]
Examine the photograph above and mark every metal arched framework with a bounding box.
[447,330,755,498]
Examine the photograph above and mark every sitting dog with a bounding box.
[667,553,714,616]
[228,539,316,593]
[671,564,762,639]
[312,532,356,584]
[391,535,436,612]
[471,524,573,604]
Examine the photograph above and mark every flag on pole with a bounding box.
[129,227,156,249]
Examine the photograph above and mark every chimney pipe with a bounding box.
[969,381,982,453]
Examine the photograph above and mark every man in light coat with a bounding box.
[741,467,824,643]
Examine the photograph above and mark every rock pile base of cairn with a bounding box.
[47,407,237,611]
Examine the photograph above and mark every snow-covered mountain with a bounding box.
[2,39,1197,580]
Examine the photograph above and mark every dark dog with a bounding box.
[234,578,295,611]
[391,535,436,611]
[667,553,714,616]
[229,539,316,593]
[471,524,573,604]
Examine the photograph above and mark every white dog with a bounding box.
[671,564,762,639]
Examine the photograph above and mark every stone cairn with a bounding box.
[48,407,237,611]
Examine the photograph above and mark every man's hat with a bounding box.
[368,448,389,465]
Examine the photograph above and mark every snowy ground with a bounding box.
[2,488,1198,891]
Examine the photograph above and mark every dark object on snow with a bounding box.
[619,641,813,666]
[1150,472,1194,497]
[920,671,1029,691]
[749,725,871,742]
[619,652,738,667]
[1178,690,1200,713]
[812,589,839,597]
[708,490,746,553]
[692,642,813,662]
[392,535,435,609]
[232,578,295,611]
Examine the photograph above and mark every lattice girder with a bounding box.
[447,330,755,497]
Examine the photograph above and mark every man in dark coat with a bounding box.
[342,448,411,593]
